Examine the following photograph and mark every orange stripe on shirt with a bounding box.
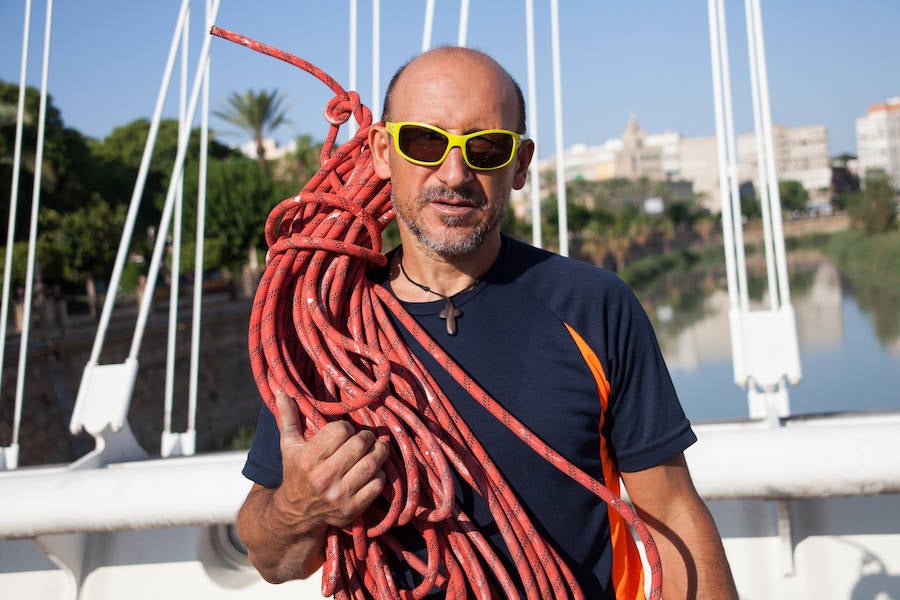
[565,323,646,600]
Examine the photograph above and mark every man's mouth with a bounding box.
[435,196,475,208]
[420,186,486,210]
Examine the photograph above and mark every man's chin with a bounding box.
[396,205,502,257]
[414,228,483,257]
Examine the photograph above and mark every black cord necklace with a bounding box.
[398,257,477,336]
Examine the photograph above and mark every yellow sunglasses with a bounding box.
[384,121,523,171]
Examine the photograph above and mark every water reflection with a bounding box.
[634,251,900,420]
[845,272,900,348]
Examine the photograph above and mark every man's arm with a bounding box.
[621,454,738,600]
[236,483,329,582]
[236,391,389,583]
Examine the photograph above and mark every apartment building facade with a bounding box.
[856,96,900,189]
[737,124,832,208]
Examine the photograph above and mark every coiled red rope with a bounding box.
[211,26,662,600]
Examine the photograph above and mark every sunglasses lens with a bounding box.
[466,133,516,169]
[398,125,449,163]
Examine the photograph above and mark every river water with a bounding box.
[635,250,900,422]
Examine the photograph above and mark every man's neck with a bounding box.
[390,234,501,301]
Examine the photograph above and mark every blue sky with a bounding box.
[1,1,897,158]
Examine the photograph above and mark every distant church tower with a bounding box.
[617,114,645,178]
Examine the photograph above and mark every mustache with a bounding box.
[417,185,488,208]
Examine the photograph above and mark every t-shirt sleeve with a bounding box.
[603,281,697,473]
[242,405,284,489]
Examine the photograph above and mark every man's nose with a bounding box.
[435,146,473,187]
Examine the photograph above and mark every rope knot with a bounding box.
[325,90,365,126]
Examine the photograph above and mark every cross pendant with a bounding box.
[438,297,463,336]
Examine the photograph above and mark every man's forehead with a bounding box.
[381,46,523,131]
[393,53,512,105]
[401,48,508,86]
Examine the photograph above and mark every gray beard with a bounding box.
[394,186,507,257]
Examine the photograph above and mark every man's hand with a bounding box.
[271,389,390,531]
[235,391,390,583]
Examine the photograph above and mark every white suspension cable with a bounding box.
[187,0,214,445]
[749,0,791,306]
[550,0,568,256]
[706,0,740,312]
[0,0,34,468]
[347,0,358,139]
[457,0,470,47]
[165,5,190,437]
[525,0,541,249]
[744,0,779,311]
[715,0,750,311]
[12,0,54,465]
[372,0,381,119]
[422,0,435,52]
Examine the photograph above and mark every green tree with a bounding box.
[214,89,291,171]
[183,157,295,284]
[0,242,31,290]
[0,80,91,235]
[831,152,857,167]
[658,216,678,255]
[693,213,718,246]
[495,210,523,244]
[90,118,237,265]
[39,195,126,317]
[1,81,64,194]
[779,180,809,213]
[92,118,234,206]
[848,169,897,234]
[600,205,638,272]
[739,181,760,220]
[665,201,696,227]
[565,201,595,233]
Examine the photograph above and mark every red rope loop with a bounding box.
[211,26,663,600]
[325,90,364,127]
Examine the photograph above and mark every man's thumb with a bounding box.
[274,389,304,446]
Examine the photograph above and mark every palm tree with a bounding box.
[214,89,291,172]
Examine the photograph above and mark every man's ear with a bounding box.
[369,124,392,180]
[512,138,535,190]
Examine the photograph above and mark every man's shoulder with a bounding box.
[501,235,632,297]
[498,235,648,342]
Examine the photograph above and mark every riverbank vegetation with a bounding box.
[827,230,900,290]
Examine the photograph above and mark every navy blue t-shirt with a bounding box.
[243,235,695,597]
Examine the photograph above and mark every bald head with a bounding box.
[381,47,527,134]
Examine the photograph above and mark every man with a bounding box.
[237,46,738,599]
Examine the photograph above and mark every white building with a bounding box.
[738,124,832,206]
[677,136,720,212]
[856,96,900,189]
[238,137,298,161]
[553,139,622,182]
